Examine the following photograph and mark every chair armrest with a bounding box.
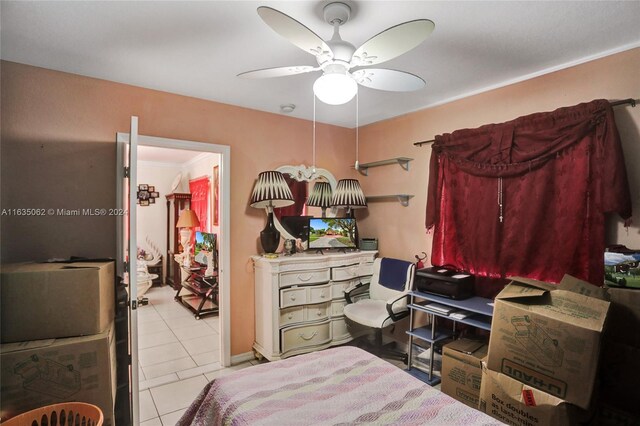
[344,281,370,304]
[386,294,410,322]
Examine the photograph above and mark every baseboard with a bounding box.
[230,351,255,365]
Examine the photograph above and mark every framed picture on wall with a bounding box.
[213,165,219,226]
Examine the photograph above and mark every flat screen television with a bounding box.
[280,216,311,250]
[308,218,357,250]
[194,231,216,265]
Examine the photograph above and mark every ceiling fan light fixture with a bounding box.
[313,71,357,105]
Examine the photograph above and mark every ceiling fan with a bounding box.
[238,2,435,105]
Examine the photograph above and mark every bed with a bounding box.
[177,346,502,425]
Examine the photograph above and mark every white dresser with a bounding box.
[253,251,378,361]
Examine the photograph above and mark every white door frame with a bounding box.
[116,132,232,364]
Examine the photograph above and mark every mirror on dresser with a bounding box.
[271,164,338,245]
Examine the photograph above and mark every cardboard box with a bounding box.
[487,275,609,409]
[604,286,640,347]
[1,261,115,343]
[479,366,586,426]
[441,339,488,409]
[0,323,116,425]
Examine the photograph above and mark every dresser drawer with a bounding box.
[280,287,307,308]
[280,268,330,288]
[308,284,331,304]
[281,321,331,353]
[280,283,331,308]
[331,317,350,341]
[305,302,331,322]
[331,276,371,299]
[280,302,331,327]
[279,306,305,327]
[332,263,374,281]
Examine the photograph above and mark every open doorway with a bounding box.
[135,145,224,393]
[117,128,231,424]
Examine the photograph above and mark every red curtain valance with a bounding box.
[426,99,631,290]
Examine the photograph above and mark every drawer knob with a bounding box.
[316,310,322,316]
[320,292,326,299]
[290,295,296,301]
[298,331,318,341]
[297,274,313,282]
[288,313,293,319]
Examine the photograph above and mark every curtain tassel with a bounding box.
[498,177,504,223]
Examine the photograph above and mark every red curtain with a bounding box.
[426,100,631,292]
[189,177,210,249]
[275,175,307,220]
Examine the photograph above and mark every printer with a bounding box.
[414,266,475,300]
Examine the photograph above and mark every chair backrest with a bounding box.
[369,258,415,309]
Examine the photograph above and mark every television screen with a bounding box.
[281,216,311,250]
[308,218,357,250]
[194,232,216,265]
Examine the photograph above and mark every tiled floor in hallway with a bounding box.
[136,285,254,425]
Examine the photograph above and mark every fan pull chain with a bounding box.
[355,92,359,170]
[498,177,504,223]
[312,94,316,173]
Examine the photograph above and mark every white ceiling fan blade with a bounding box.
[238,66,320,79]
[352,69,425,92]
[350,20,434,67]
[257,6,333,59]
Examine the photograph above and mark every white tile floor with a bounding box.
[135,285,411,425]
[136,285,255,425]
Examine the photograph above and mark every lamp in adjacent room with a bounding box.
[331,178,367,217]
[307,181,333,218]
[176,209,200,267]
[250,171,294,254]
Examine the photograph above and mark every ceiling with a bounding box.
[137,145,211,164]
[2,1,639,128]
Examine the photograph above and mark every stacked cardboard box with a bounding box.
[0,262,116,425]
[441,339,488,409]
[479,275,610,425]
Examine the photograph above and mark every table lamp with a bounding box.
[307,181,333,218]
[330,178,367,217]
[250,171,294,254]
[176,209,200,267]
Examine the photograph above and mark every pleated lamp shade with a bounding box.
[307,181,333,209]
[176,209,200,228]
[330,179,367,209]
[250,171,295,209]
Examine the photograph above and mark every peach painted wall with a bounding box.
[355,47,640,267]
[0,61,355,355]
[2,48,639,355]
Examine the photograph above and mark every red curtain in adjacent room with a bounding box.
[275,175,307,220]
[426,99,631,293]
[189,177,210,249]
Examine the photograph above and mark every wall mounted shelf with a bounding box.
[366,194,414,207]
[357,157,413,176]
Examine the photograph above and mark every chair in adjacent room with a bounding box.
[343,257,415,362]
